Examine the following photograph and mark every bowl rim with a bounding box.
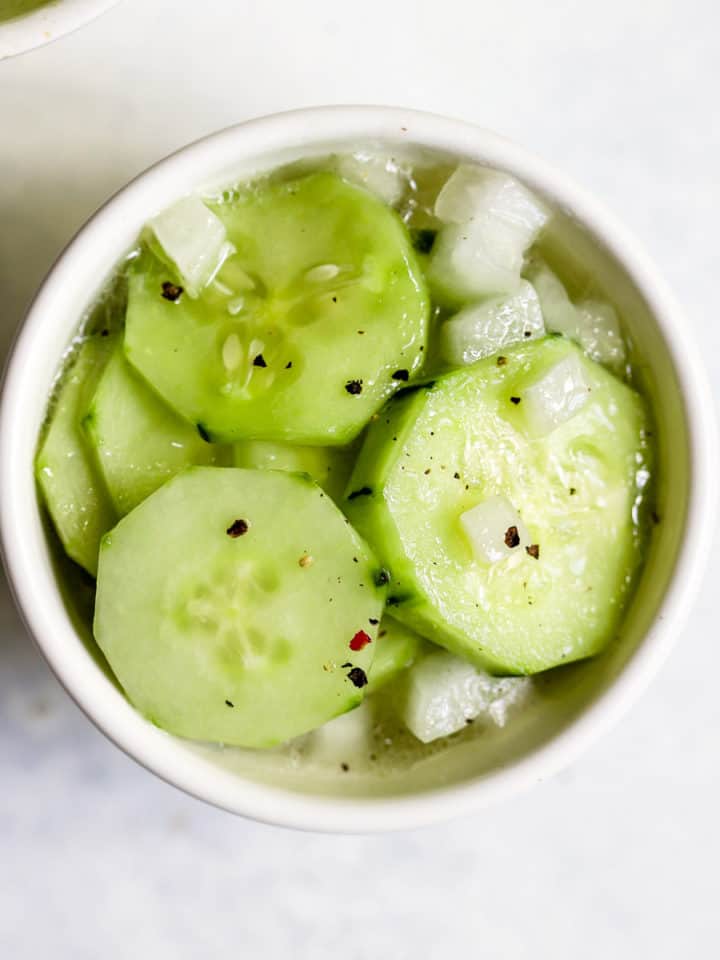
[1,105,716,833]
[0,0,120,60]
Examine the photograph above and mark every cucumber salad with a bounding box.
[36,150,655,769]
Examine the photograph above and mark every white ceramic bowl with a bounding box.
[1,106,716,832]
[0,0,119,60]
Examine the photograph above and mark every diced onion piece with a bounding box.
[441,280,544,365]
[460,494,530,564]
[528,264,627,373]
[306,700,373,763]
[575,299,627,373]
[399,649,531,743]
[149,195,233,297]
[429,168,548,301]
[435,164,548,234]
[336,151,408,206]
[525,262,578,336]
[523,353,592,436]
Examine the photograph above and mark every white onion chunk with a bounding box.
[460,494,530,564]
[149,195,233,297]
[441,280,544,365]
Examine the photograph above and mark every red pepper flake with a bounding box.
[226,518,249,538]
[345,379,363,395]
[161,281,184,301]
[526,544,540,559]
[504,525,520,548]
[347,666,368,688]
[350,630,372,651]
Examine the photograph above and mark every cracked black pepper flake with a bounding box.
[253,353,267,367]
[161,281,184,301]
[526,544,540,559]
[341,662,352,668]
[345,379,363,395]
[226,518,249,538]
[347,666,368,688]
[196,423,211,442]
[497,355,507,366]
[453,472,460,479]
[332,296,338,303]
[374,569,390,587]
[285,361,293,369]
[510,396,522,405]
[410,228,437,254]
[341,762,349,772]
[100,328,110,337]
[504,525,520,548]
[569,487,577,495]
[225,699,234,708]
[524,330,532,338]
[378,629,387,638]
[651,510,661,525]
[347,486,372,500]
[392,369,409,382]
[368,617,379,625]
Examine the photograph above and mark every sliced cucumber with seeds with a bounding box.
[35,333,116,576]
[94,467,385,747]
[231,439,356,501]
[345,337,652,675]
[83,340,224,516]
[125,172,430,444]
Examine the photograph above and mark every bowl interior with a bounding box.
[0,112,695,825]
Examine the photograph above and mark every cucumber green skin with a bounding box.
[94,467,386,747]
[367,617,426,691]
[232,439,356,502]
[35,334,117,576]
[345,338,653,675]
[125,173,430,445]
[84,341,224,516]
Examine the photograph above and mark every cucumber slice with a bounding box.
[94,467,386,747]
[35,333,117,576]
[231,439,355,502]
[83,340,224,516]
[345,338,652,675]
[396,648,531,743]
[125,172,430,444]
[368,617,425,691]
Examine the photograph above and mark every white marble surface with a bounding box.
[1,1,719,956]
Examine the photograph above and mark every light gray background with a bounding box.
[1,1,718,957]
